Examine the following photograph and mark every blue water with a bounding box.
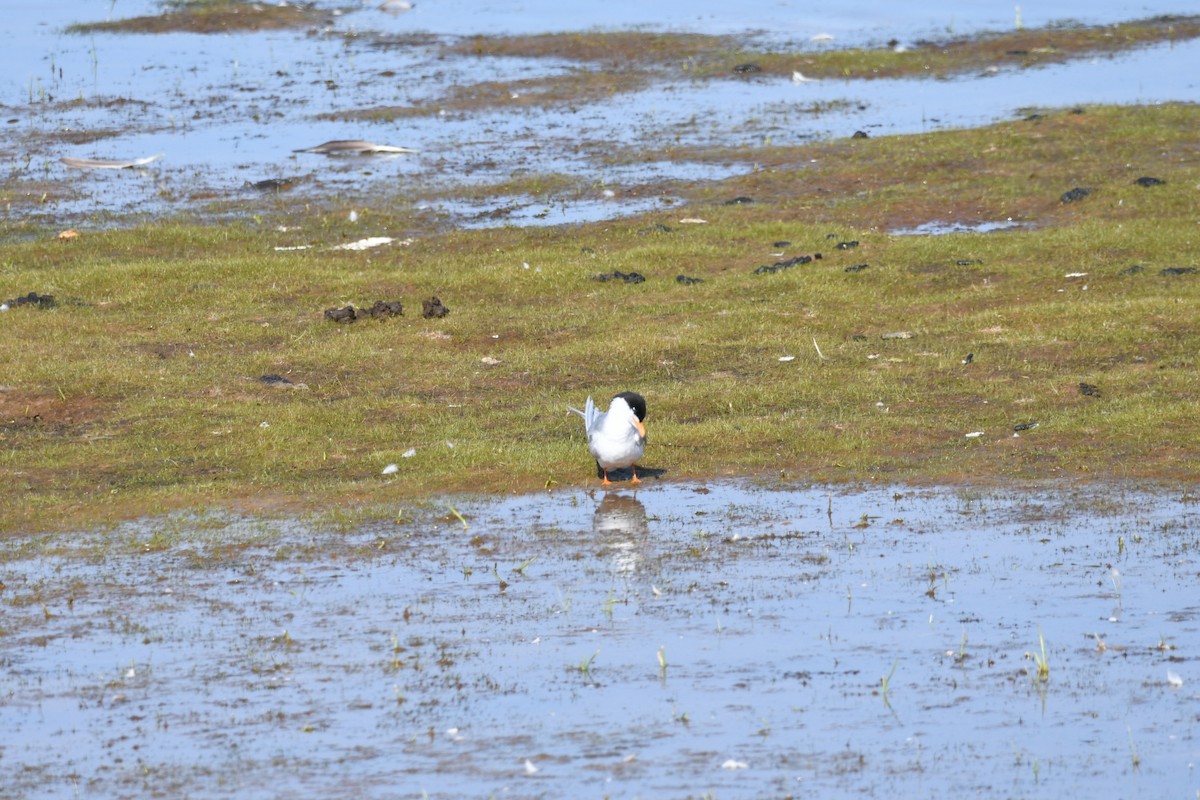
[1,2,1196,223]
[1,482,1197,798]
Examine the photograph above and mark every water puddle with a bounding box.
[2,2,1198,228]
[2,481,1196,797]
[891,219,1023,236]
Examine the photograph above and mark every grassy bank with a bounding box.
[2,103,1198,532]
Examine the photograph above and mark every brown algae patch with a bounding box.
[67,0,335,34]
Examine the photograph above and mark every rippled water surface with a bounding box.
[2,482,1197,798]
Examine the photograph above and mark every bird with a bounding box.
[568,392,647,485]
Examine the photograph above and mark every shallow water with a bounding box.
[2,481,1197,798]
[2,1,1198,228]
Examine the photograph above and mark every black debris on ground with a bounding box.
[366,300,404,318]
[844,264,869,273]
[1134,176,1165,187]
[324,305,358,323]
[1079,382,1101,398]
[676,274,704,285]
[594,271,646,284]
[1060,187,1091,203]
[422,296,450,318]
[723,196,754,205]
[754,254,814,275]
[5,292,56,309]
[1159,267,1197,276]
[324,298,407,323]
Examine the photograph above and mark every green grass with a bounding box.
[2,103,1199,532]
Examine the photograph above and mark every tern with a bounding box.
[568,392,647,485]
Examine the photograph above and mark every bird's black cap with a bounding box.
[613,391,647,422]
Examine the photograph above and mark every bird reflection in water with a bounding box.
[593,493,650,576]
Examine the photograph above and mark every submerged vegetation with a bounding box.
[1,102,1198,531]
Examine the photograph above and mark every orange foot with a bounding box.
[631,465,641,484]
[601,470,614,486]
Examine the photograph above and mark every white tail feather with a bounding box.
[566,396,598,430]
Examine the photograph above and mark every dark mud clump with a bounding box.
[421,297,450,318]
[367,300,404,318]
[324,305,359,324]
[675,274,704,285]
[844,263,870,272]
[1078,382,1101,397]
[324,299,406,323]
[754,254,816,275]
[5,292,56,309]
[1159,267,1197,276]
[1134,176,1166,187]
[259,374,304,388]
[1060,187,1092,203]
[594,271,646,284]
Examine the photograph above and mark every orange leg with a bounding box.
[601,469,614,486]
[630,465,641,484]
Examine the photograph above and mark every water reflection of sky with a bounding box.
[2,1,1197,225]
[2,482,1197,798]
